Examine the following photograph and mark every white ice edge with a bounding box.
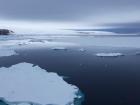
[0,63,82,105]
[96,53,124,57]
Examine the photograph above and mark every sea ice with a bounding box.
[0,63,82,105]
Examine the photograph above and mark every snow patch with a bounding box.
[0,63,82,105]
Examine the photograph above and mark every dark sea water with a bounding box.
[0,46,140,105]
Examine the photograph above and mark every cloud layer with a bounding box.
[0,0,139,22]
[0,0,140,32]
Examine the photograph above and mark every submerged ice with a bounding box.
[0,63,82,105]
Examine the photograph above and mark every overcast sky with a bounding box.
[0,0,140,33]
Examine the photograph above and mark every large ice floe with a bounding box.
[0,63,82,105]
[96,53,124,57]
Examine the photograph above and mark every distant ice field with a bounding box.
[0,34,140,57]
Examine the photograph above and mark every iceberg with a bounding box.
[96,53,124,57]
[0,63,82,105]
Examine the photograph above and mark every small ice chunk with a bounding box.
[52,47,67,51]
[79,48,86,52]
[96,53,123,57]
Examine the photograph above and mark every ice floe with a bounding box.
[0,63,82,105]
[96,53,124,57]
[52,47,67,51]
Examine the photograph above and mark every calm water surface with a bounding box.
[0,45,140,105]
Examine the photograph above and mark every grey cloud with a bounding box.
[0,0,140,22]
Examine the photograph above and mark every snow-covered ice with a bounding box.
[96,53,124,57]
[0,63,82,105]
